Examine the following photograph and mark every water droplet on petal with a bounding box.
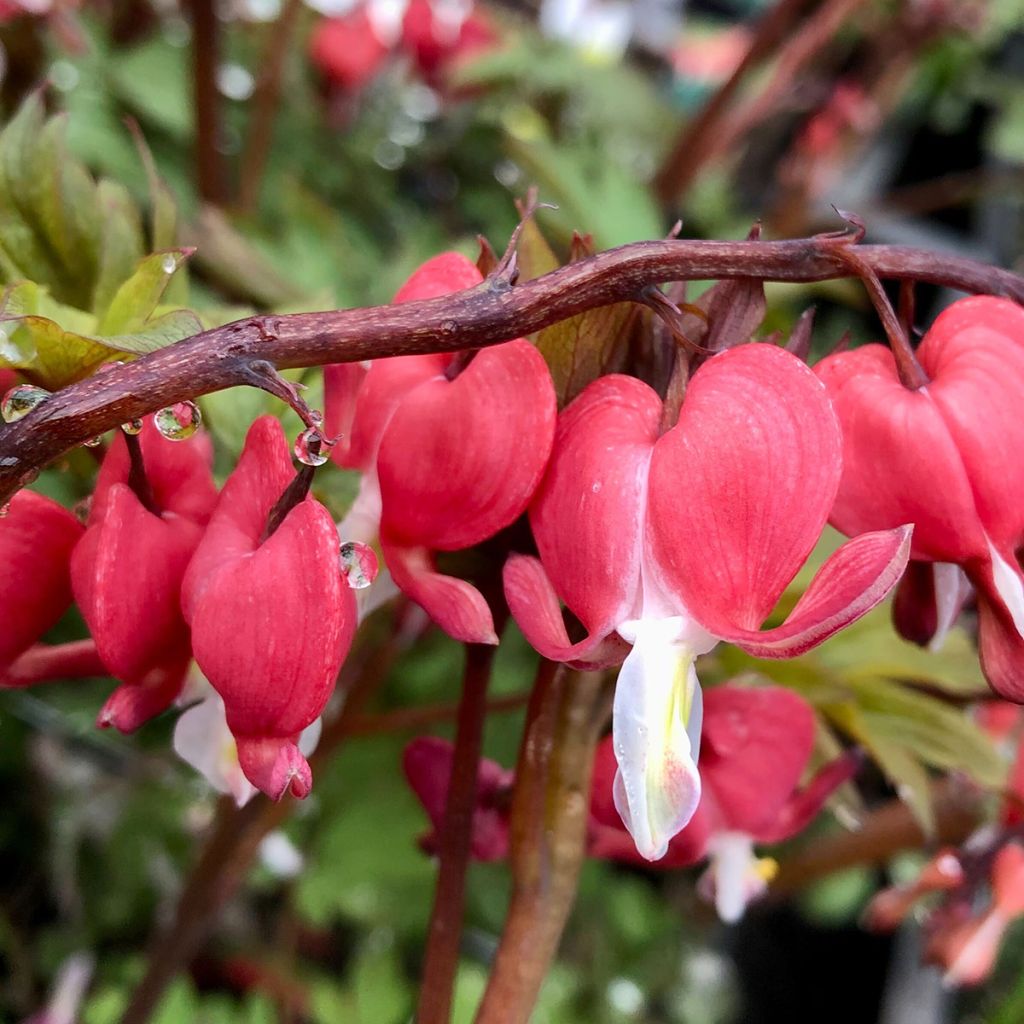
[83,435,103,448]
[73,497,92,524]
[0,502,9,518]
[2,384,51,422]
[161,253,178,274]
[121,419,143,435]
[154,401,201,440]
[294,426,332,466]
[339,541,379,589]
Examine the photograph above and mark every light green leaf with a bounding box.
[98,250,193,335]
[92,180,145,317]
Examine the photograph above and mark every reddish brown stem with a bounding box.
[833,243,929,389]
[189,0,227,204]
[238,0,304,212]
[417,635,504,1024]
[474,665,613,1024]
[2,238,1021,503]
[652,0,818,205]
[771,778,983,897]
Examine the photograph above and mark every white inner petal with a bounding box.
[611,618,707,861]
[929,561,973,652]
[987,539,1024,639]
[706,831,760,924]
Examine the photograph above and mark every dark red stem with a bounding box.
[189,0,227,204]
[2,238,1022,503]
[416,635,503,1024]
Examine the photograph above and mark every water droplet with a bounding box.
[339,541,379,590]
[83,435,103,448]
[1,384,50,422]
[294,427,332,467]
[154,401,201,441]
[96,360,125,373]
[121,419,143,436]
[0,502,9,518]
[161,253,178,274]
[73,497,92,524]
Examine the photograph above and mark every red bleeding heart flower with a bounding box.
[181,416,357,800]
[0,491,82,670]
[816,296,1024,699]
[589,685,858,920]
[401,0,496,83]
[505,343,910,861]
[310,7,392,92]
[325,252,556,645]
[70,421,218,731]
[402,736,513,860]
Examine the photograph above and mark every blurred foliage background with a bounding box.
[3,0,1024,1021]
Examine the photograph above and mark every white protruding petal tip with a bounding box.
[612,619,704,861]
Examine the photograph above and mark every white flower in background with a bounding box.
[539,0,634,61]
[22,953,94,1024]
[259,832,305,878]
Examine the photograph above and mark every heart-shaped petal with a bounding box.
[529,373,661,639]
[816,344,988,563]
[503,554,630,668]
[377,339,556,551]
[649,343,843,635]
[714,525,912,658]
[920,296,1024,555]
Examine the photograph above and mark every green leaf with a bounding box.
[352,937,412,1024]
[536,301,636,405]
[98,250,194,335]
[506,133,663,249]
[108,38,192,141]
[92,180,146,316]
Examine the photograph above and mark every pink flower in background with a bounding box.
[181,417,357,800]
[589,685,858,920]
[506,343,910,861]
[817,296,1024,698]
[325,252,556,645]
[403,736,513,860]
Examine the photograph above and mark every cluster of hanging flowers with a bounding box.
[4,245,1024,936]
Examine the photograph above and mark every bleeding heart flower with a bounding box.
[402,735,513,860]
[310,7,392,92]
[181,416,356,800]
[589,685,858,921]
[0,491,82,670]
[71,421,218,731]
[401,0,496,82]
[816,296,1024,697]
[325,252,557,645]
[506,343,910,861]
